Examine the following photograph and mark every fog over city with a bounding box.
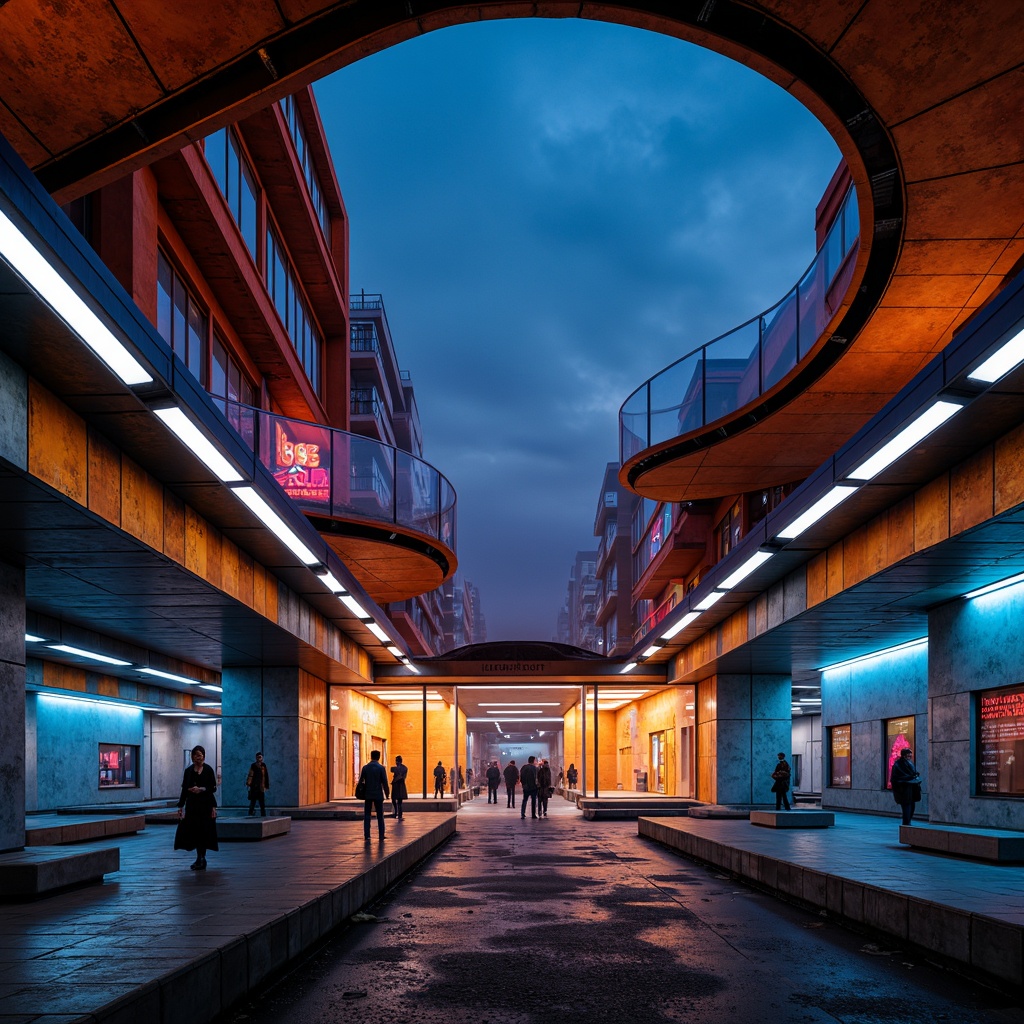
[315,18,841,642]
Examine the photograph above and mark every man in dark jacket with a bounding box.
[358,749,390,841]
[890,747,922,825]
[503,760,519,808]
[770,752,791,811]
[519,755,540,819]
[486,761,501,804]
[433,760,446,797]
[246,751,270,817]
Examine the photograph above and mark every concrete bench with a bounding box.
[750,810,835,828]
[0,846,119,898]
[25,813,145,846]
[688,805,751,819]
[899,824,1024,861]
[217,816,291,841]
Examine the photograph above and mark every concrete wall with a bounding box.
[791,713,822,793]
[929,585,1024,827]
[0,558,26,851]
[821,643,927,816]
[146,717,220,801]
[696,674,790,805]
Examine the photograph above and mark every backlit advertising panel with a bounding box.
[978,684,1024,796]
[271,418,331,506]
[829,724,851,788]
[884,716,915,789]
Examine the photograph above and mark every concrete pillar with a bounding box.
[696,673,790,806]
[0,559,26,851]
[221,666,327,808]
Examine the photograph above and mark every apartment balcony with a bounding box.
[226,402,457,603]
[619,185,862,502]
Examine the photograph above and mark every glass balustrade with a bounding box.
[225,401,456,549]
[619,185,859,459]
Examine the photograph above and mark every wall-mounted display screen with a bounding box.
[978,683,1024,796]
[884,716,915,789]
[99,744,138,789]
[829,724,851,788]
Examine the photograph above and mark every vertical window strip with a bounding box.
[203,127,258,263]
[156,250,208,389]
[280,94,332,244]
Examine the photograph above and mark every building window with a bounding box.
[716,500,742,561]
[157,251,208,387]
[99,743,139,789]
[265,225,322,395]
[203,127,259,262]
[748,484,793,528]
[351,322,379,353]
[280,94,332,245]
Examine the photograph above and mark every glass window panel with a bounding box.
[187,299,207,385]
[157,252,173,343]
[204,129,227,196]
[226,131,239,209]
[211,336,228,400]
[172,275,188,363]
[240,160,258,261]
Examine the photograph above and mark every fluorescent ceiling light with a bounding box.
[719,550,775,590]
[586,691,650,698]
[153,406,243,482]
[846,400,962,481]
[0,208,153,386]
[404,662,421,674]
[385,645,403,657]
[364,621,390,642]
[25,633,46,642]
[467,717,564,723]
[458,685,578,691]
[619,662,638,674]
[232,486,319,564]
[48,644,132,666]
[819,637,927,673]
[316,571,346,593]
[694,590,725,611]
[964,570,1024,600]
[642,645,662,658]
[340,594,369,619]
[660,611,700,640]
[968,326,1024,383]
[199,683,223,693]
[797,698,822,704]
[478,703,560,707]
[194,700,221,707]
[139,667,203,685]
[157,711,196,717]
[776,485,858,540]
[486,710,541,715]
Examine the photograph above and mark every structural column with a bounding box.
[0,559,26,851]
[221,666,327,808]
[696,673,790,806]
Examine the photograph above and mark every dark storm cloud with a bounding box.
[315,18,841,642]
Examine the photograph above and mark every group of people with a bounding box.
[481,756,565,818]
[431,760,464,797]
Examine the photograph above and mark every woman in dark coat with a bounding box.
[175,744,219,870]
[390,755,409,820]
[890,747,922,825]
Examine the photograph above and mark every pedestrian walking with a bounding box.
[433,760,446,797]
[245,751,270,817]
[357,749,390,841]
[890,747,922,825]
[503,759,519,808]
[536,758,552,817]
[174,744,218,871]
[520,755,539,819]
[486,761,501,803]
[390,755,408,820]
[771,752,792,811]
[566,763,578,789]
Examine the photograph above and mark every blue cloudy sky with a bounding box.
[313,17,840,643]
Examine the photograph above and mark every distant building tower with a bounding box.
[593,462,638,657]
[566,551,599,653]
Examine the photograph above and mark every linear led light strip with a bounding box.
[968,325,1024,384]
[0,208,153,386]
[846,400,962,481]
[231,486,319,564]
[819,637,927,673]
[153,407,243,482]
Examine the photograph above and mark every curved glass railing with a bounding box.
[225,401,456,551]
[620,185,859,461]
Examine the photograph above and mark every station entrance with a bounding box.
[326,642,695,803]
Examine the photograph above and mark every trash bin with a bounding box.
[635,772,648,792]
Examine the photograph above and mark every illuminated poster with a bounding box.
[272,419,331,505]
[829,724,851,788]
[884,716,915,789]
[978,684,1024,796]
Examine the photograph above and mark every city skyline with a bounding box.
[314,17,841,642]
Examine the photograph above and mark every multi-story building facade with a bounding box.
[593,462,637,657]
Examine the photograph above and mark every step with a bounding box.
[750,810,835,828]
[0,845,119,898]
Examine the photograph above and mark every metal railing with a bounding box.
[620,185,859,461]
[223,401,457,549]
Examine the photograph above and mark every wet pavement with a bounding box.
[221,798,1024,1024]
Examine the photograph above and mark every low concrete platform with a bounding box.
[639,812,1024,990]
[25,813,145,846]
[751,810,835,828]
[900,823,1024,861]
[216,816,291,841]
[578,796,702,820]
[0,845,119,898]
[688,805,751,819]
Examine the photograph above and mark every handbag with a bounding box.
[355,777,367,799]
